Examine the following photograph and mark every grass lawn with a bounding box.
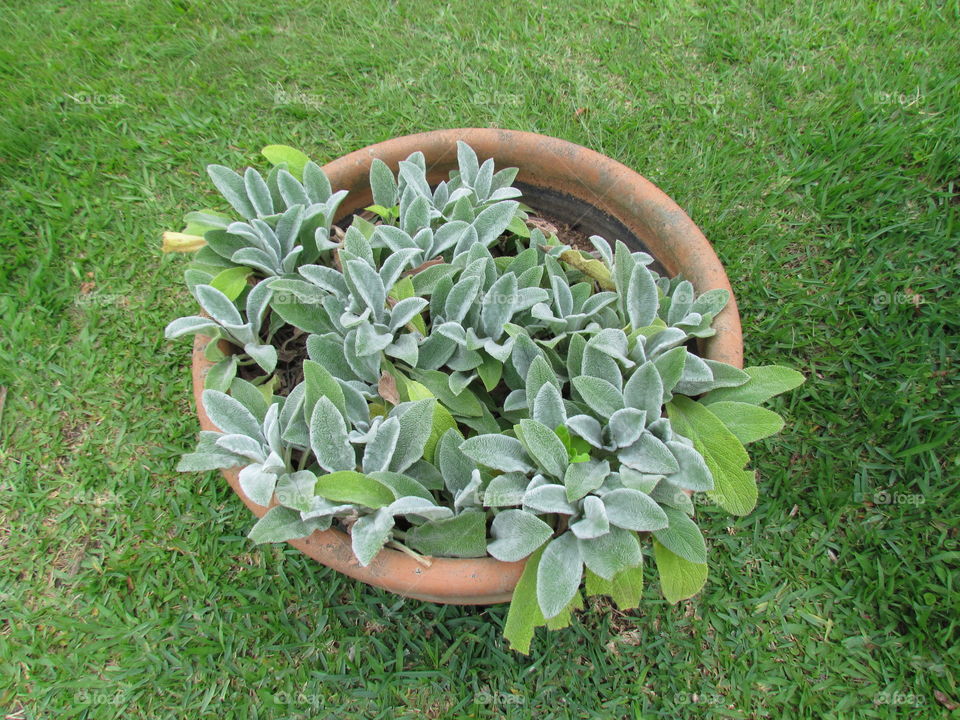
[1,0,958,717]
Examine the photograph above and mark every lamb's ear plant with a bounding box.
[164,142,804,654]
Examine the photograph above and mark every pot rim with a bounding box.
[190,128,744,605]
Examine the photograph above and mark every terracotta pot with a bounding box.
[190,128,744,605]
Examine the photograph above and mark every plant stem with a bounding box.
[387,540,433,567]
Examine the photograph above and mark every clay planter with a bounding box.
[190,128,743,605]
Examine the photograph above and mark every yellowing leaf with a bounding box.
[666,396,758,516]
[162,231,206,253]
[261,144,311,180]
[653,539,707,604]
[558,248,615,290]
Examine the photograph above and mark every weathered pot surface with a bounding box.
[190,128,744,605]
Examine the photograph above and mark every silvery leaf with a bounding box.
[238,463,278,507]
[487,510,554,562]
[309,396,355,472]
[523,484,576,514]
[563,459,609,502]
[202,389,262,439]
[351,508,395,566]
[566,414,604,449]
[386,496,453,522]
[215,434,266,463]
[572,376,624,419]
[459,435,532,473]
[390,399,436,473]
[666,440,714,492]
[532,383,567,429]
[195,284,243,327]
[570,496,610,539]
[361,416,401,473]
[602,488,669,531]
[207,164,256,219]
[537,532,583,619]
[274,470,319,512]
[481,472,529,507]
[608,408,647,448]
[623,361,664,419]
[577,526,641,581]
[620,431,680,475]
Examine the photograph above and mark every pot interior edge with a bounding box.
[513,182,667,275]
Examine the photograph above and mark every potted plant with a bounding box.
[164,129,803,652]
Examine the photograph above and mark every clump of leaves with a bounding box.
[164,142,804,653]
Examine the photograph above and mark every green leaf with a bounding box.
[488,509,554,562]
[409,369,483,416]
[544,590,584,630]
[271,297,331,335]
[404,510,487,557]
[367,470,433,501]
[477,354,503,392]
[459,435,532,473]
[653,539,707,604]
[303,360,347,419]
[313,471,394,508]
[705,401,786,444]
[517,419,567,478]
[503,545,546,654]
[537,532,584,619]
[572,376,624,418]
[558,248,615,290]
[563,460,608,503]
[274,470,319,512]
[248,506,318,544]
[261,145,311,180]
[584,563,643,609]
[652,346,687,396]
[204,356,238,392]
[666,396,758,515]
[309,397,355,472]
[351,508,395,565]
[202,389,261,439]
[424,402,457,463]
[507,213,531,238]
[602,488,669,532]
[652,507,707,563]
[609,564,643,609]
[391,399,436,473]
[578,526,642,580]
[210,266,252,301]
[702,365,805,406]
